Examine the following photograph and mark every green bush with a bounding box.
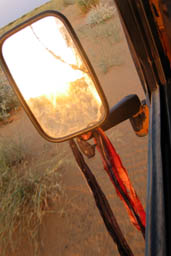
[86,3,116,25]
[76,0,99,13]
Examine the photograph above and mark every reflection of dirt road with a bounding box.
[0,4,147,256]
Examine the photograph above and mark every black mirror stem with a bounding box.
[101,94,141,131]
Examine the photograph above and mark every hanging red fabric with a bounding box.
[95,128,146,234]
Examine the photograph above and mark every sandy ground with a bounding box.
[0,3,148,256]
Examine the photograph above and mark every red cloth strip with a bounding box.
[95,128,146,233]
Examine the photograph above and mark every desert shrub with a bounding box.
[0,138,63,256]
[100,0,114,6]
[64,0,75,5]
[86,3,116,25]
[0,137,28,167]
[49,0,64,10]
[0,83,20,121]
[76,0,99,13]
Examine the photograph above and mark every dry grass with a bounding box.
[0,137,63,256]
[76,0,100,13]
[85,2,116,25]
[64,0,76,5]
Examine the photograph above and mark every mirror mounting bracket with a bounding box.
[101,94,141,131]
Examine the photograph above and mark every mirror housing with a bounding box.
[0,10,109,142]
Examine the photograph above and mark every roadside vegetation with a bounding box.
[85,2,116,25]
[0,136,63,256]
[76,0,100,13]
[0,67,20,121]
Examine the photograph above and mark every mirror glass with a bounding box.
[2,16,106,139]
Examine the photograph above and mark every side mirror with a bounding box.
[0,11,109,142]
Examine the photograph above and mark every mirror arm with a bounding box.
[101,94,141,131]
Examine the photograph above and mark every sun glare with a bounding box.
[2,16,83,102]
[2,15,104,138]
